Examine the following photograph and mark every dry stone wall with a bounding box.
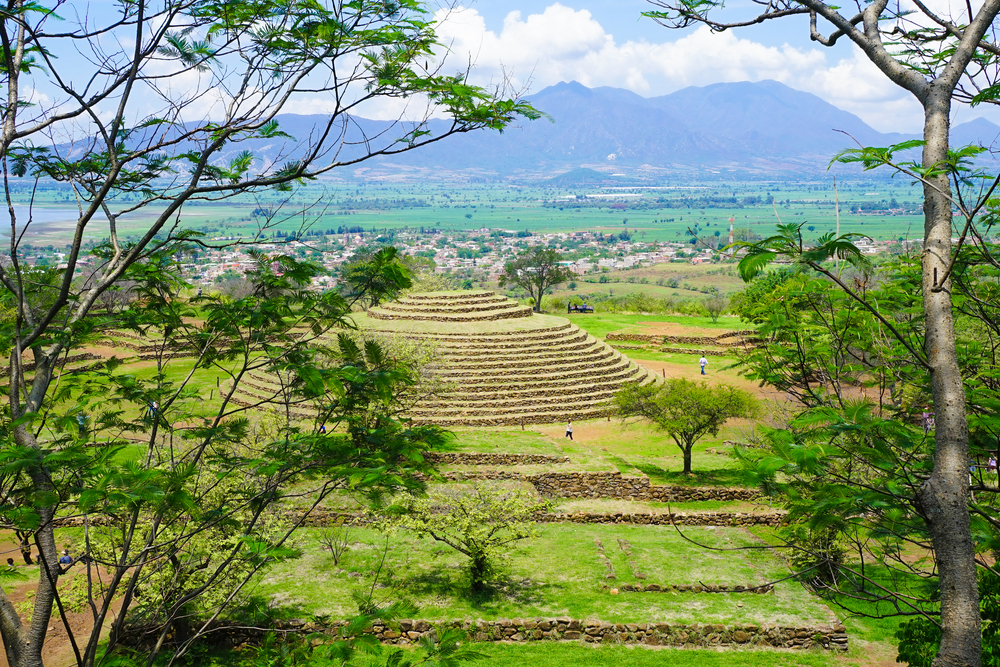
[659,347,729,357]
[529,471,760,502]
[3,352,103,375]
[121,618,846,651]
[424,452,570,465]
[283,508,784,529]
[606,331,759,346]
[616,583,772,594]
[544,511,783,527]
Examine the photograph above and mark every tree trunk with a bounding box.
[919,87,982,667]
[15,532,32,565]
[681,445,693,475]
[470,554,488,593]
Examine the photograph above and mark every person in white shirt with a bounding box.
[699,356,708,375]
[565,422,573,440]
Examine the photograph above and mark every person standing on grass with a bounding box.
[565,422,573,441]
[699,356,708,375]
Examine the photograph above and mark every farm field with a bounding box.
[6,178,925,246]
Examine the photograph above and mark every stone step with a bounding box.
[431,355,632,380]
[438,340,607,363]
[357,322,575,338]
[368,304,532,322]
[404,291,498,301]
[432,348,616,372]
[438,333,595,353]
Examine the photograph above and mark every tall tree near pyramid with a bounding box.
[643,1,1000,664]
[0,1,538,665]
[499,247,576,312]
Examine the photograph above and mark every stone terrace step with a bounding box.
[395,294,508,307]
[374,322,574,338]
[412,410,612,427]
[437,369,649,396]
[368,304,532,322]
[431,354,632,379]
[391,327,580,346]
[437,330,591,351]
[404,291,497,301]
[431,348,616,372]
[380,301,517,315]
[438,340,607,363]
[418,389,622,411]
[407,396,618,418]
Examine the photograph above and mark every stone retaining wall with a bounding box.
[659,347,729,357]
[544,511,783,527]
[370,307,532,322]
[436,348,615,372]
[287,508,783,528]
[399,323,572,337]
[120,618,846,651]
[382,301,515,314]
[405,291,497,301]
[425,452,569,465]
[4,352,103,375]
[606,331,758,346]
[617,582,772,593]
[529,471,760,502]
[432,356,629,380]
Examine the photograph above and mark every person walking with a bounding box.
[565,422,573,441]
[699,356,708,375]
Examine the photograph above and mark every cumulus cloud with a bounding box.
[428,3,934,132]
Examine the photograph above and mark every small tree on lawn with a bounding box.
[498,248,575,313]
[384,485,547,593]
[703,292,728,323]
[614,379,757,474]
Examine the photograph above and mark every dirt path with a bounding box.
[0,534,121,667]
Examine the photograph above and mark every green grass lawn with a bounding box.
[464,644,844,667]
[258,525,836,627]
[563,313,745,338]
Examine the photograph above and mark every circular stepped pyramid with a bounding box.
[359,291,655,427]
[368,291,532,322]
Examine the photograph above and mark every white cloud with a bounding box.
[430,4,935,132]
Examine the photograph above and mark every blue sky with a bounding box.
[424,1,997,133]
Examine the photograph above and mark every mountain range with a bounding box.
[362,79,1000,176]
[67,80,1000,179]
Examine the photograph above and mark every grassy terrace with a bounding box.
[26,309,910,665]
[259,524,835,627]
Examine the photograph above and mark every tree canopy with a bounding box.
[614,378,757,474]
[0,1,540,665]
[498,247,575,313]
[642,0,1000,661]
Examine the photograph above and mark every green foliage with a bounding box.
[614,379,757,473]
[0,248,451,664]
[381,485,548,592]
[729,268,794,321]
[734,222,869,282]
[701,292,727,323]
[896,569,1000,667]
[732,254,1000,635]
[339,246,414,309]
